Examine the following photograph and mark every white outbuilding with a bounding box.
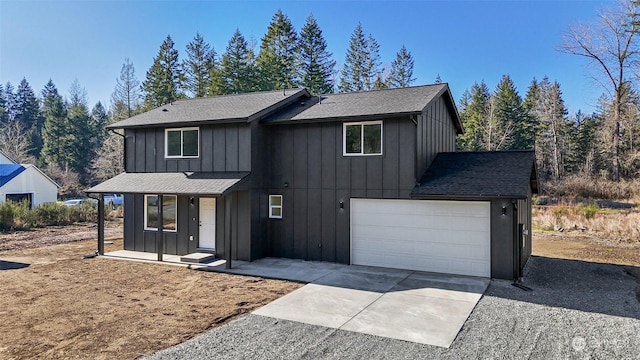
[0,150,59,207]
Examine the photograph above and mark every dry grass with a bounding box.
[541,175,640,201]
[533,205,640,242]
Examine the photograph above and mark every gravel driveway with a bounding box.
[146,256,640,359]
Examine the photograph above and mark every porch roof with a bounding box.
[86,172,249,196]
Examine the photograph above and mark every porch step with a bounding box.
[180,252,216,264]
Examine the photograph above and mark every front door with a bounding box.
[199,198,216,250]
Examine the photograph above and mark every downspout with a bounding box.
[109,129,126,172]
[512,200,520,281]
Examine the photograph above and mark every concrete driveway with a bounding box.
[212,259,489,348]
[146,256,640,359]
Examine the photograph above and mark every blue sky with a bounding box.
[0,0,609,115]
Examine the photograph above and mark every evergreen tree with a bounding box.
[183,33,216,97]
[373,73,388,90]
[457,81,491,151]
[65,79,93,177]
[363,34,381,91]
[112,58,141,119]
[13,78,43,158]
[256,10,299,91]
[90,102,109,152]
[493,75,529,150]
[142,35,183,109]
[40,80,68,168]
[298,14,335,94]
[216,29,254,94]
[567,110,601,175]
[338,23,381,92]
[3,82,16,123]
[387,45,415,88]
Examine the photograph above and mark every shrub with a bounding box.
[0,201,100,231]
[574,202,599,219]
[0,200,30,231]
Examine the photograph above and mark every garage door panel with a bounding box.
[351,199,491,277]
[352,241,488,262]
[351,226,490,247]
[353,214,489,233]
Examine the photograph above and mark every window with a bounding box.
[343,121,382,155]
[165,128,199,158]
[269,195,283,219]
[144,195,177,231]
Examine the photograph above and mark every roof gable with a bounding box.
[411,150,538,198]
[0,164,26,187]
[108,89,309,129]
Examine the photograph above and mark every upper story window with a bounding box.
[343,121,383,156]
[165,127,199,158]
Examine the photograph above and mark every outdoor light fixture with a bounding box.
[284,182,289,188]
[501,205,507,216]
[189,197,195,206]
[339,200,344,209]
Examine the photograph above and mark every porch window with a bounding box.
[165,127,199,158]
[343,121,383,156]
[269,195,283,219]
[144,195,177,231]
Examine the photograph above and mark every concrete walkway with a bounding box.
[206,258,489,348]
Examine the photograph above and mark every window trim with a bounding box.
[165,127,200,159]
[144,194,178,232]
[342,120,383,156]
[269,195,283,219]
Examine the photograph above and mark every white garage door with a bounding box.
[351,199,491,277]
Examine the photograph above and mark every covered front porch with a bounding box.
[86,171,250,269]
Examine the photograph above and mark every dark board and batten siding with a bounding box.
[123,194,199,255]
[416,96,458,178]
[264,117,417,264]
[123,192,251,258]
[122,124,252,257]
[124,124,251,173]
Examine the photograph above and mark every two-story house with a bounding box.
[88,84,538,280]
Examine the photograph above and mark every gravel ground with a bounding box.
[146,256,640,359]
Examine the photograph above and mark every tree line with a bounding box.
[456,75,611,181]
[141,10,416,110]
[456,0,640,184]
[0,10,416,196]
[2,3,639,200]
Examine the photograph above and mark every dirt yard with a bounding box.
[0,224,301,360]
[533,231,640,266]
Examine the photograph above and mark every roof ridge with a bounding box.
[164,88,305,104]
[318,83,445,97]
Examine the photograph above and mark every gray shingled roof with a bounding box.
[86,172,249,195]
[264,84,460,128]
[411,150,538,198]
[108,89,308,129]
